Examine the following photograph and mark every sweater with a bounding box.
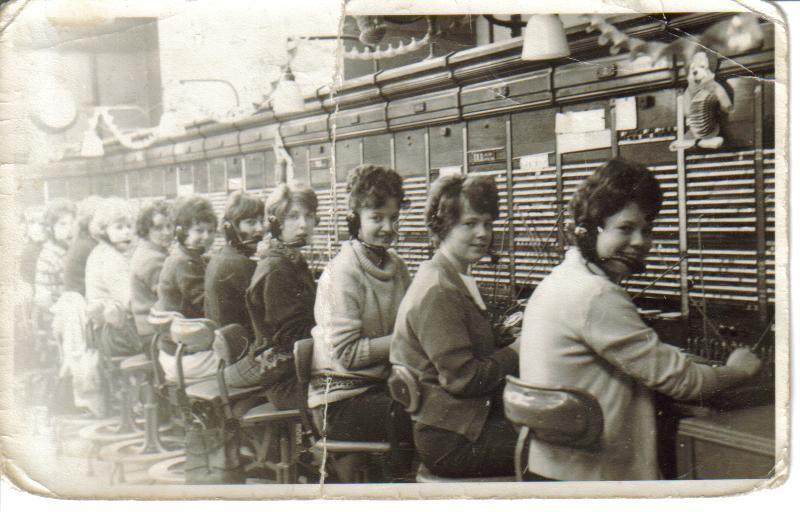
[204,244,256,338]
[520,248,721,480]
[34,239,69,310]
[308,239,410,408]
[85,242,132,308]
[130,240,168,336]
[63,232,97,296]
[390,250,519,442]
[246,239,316,353]
[155,244,207,319]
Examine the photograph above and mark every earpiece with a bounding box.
[175,225,186,244]
[267,214,281,239]
[346,212,359,239]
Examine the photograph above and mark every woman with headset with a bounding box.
[224,182,318,410]
[307,165,414,478]
[154,195,218,383]
[390,173,520,479]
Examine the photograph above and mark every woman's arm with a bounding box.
[416,286,518,397]
[582,285,754,401]
[261,264,316,349]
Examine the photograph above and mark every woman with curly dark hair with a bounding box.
[307,164,413,479]
[519,158,761,480]
[391,173,519,479]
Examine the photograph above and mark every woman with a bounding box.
[130,200,173,351]
[391,173,519,479]
[84,197,140,356]
[155,195,218,382]
[308,165,413,459]
[34,198,76,312]
[225,182,318,410]
[519,158,761,481]
[63,196,102,297]
[204,191,264,338]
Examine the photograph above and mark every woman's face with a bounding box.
[52,213,74,243]
[184,221,216,252]
[147,213,174,250]
[280,201,316,247]
[595,201,653,280]
[441,198,493,270]
[237,216,264,241]
[107,218,134,251]
[357,197,400,249]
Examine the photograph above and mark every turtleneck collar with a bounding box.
[357,238,389,268]
[348,239,398,281]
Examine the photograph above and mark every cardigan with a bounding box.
[308,240,410,408]
[85,242,132,309]
[519,248,721,481]
[63,232,97,296]
[204,244,256,338]
[155,244,207,319]
[390,250,518,443]
[246,239,316,353]
[130,240,168,336]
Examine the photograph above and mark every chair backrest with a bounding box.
[388,365,421,414]
[503,375,604,450]
[148,308,184,334]
[294,337,314,386]
[170,317,219,353]
[213,324,250,364]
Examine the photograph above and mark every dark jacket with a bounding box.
[155,244,207,320]
[390,251,518,443]
[21,240,43,287]
[246,240,316,354]
[204,244,256,338]
[63,232,97,296]
[130,240,168,336]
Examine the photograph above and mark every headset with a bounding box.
[222,217,263,256]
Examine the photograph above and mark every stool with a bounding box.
[241,402,302,483]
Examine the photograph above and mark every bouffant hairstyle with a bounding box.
[136,199,172,239]
[346,164,405,239]
[89,197,133,240]
[569,158,663,262]
[75,196,103,236]
[171,196,217,240]
[43,198,76,239]
[264,182,318,238]
[222,191,264,242]
[425,174,499,246]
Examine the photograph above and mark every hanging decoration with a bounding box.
[344,16,434,60]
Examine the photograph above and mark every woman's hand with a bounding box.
[725,347,762,378]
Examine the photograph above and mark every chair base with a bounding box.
[416,464,514,483]
[147,455,186,485]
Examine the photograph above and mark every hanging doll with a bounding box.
[669,50,734,151]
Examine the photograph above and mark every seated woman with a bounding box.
[84,197,140,356]
[130,200,173,352]
[63,196,102,297]
[34,198,76,313]
[519,158,761,481]
[308,165,413,470]
[204,191,264,339]
[154,196,219,383]
[391,174,519,479]
[225,182,318,410]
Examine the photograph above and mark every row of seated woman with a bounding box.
[17,158,763,483]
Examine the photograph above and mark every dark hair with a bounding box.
[264,182,318,238]
[425,174,499,245]
[136,199,171,239]
[43,198,76,240]
[347,164,405,213]
[171,195,217,243]
[222,191,263,242]
[569,158,663,262]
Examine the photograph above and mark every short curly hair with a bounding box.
[43,198,76,233]
[171,195,217,233]
[136,199,172,239]
[569,158,663,262]
[346,164,405,213]
[89,197,133,239]
[264,182,318,238]
[425,174,499,246]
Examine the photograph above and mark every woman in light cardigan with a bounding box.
[308,165,413,469]
[519,158,762,481]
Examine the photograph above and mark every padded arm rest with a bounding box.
[242,402,301,424]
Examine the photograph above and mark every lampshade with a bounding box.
[521,15,570,61]
[80,120,104,157]
[272,68,305,116]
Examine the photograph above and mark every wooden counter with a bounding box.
[676,405,775,479]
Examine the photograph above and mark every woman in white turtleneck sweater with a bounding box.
[308,165,413,479]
